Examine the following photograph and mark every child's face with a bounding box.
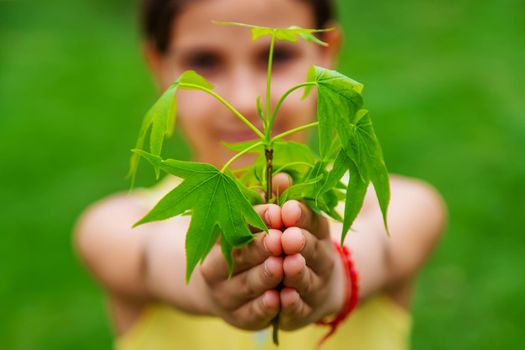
[146,0,339,167]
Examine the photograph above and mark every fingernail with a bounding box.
[265,208,272,227]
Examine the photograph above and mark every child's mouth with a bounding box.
[220,130,261,143]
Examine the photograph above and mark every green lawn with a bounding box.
[1,0,524,348]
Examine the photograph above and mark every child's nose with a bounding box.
[225,67,263,125]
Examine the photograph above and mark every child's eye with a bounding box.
[182,51,222,74]
[273,47,296,64]
[258,45,298,68]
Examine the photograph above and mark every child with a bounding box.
[74,0,447,349]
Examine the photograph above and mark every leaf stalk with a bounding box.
[220,141,263,173]
[272,122,319,142]
[180,83,264,140]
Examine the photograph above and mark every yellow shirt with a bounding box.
[119,175,412,350]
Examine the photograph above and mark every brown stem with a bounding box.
[265,147,273,203]
[265,146,281,345]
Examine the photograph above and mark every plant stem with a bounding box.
[261,31,281,345]
[272,121,319,142]
[269,82,317,131]
[265,32,276,139]
[220,141,263,173]
[179,83,264,140]
[264,147,274,201]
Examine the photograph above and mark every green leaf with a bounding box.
[177,70,214,89]
[131,150,268,282]
[306,66,364,158]
[341,159,369,242]
[319,150,369,242]
[251,27,274,41]
[127,70,214,186]
[339,110,390,233]
[213,22,331,46]
[226,169,264,205]
[278,175,324,205]
[256,96,264,121]
[304,65,390,235]
[302,66,317,100]
[297,32,328,46]
[272,140,317,165]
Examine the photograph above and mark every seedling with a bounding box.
[127,22,390,345]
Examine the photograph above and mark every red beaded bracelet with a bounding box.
[315,240,360,349]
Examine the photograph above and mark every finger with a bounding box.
[282,254,325,304]
[216,256,283,309]
[279,287,312,330]
[272,172,293,196]
[281,200,329,239]
[252,204,282,231]
[231,289,280,330]
[201,230,282,285]
[281,227,334,276]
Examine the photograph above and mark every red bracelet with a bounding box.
[315,240,359,349]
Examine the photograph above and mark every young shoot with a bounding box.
[127,21,391,345]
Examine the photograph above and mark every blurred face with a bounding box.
[146,0,339,168]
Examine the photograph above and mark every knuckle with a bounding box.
[302,273,313,295]
[252,297,269,322]
[310,236,320,262]
[232,248,247,268]
[262,260,274,282]
[215,288,238,310]
[200,263,217,285]
[239,272,257,298]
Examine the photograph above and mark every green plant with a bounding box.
[127,22,390,344]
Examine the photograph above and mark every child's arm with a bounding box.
[277,175,447,330]
[73,190,286,330]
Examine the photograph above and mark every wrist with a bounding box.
[322,241,347,319]
[191,268,219,317]
[315,240,360,347]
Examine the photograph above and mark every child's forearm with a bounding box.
[143,225,215,316]
[74,194,217,317]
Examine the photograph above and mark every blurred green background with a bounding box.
[1,0,524,348]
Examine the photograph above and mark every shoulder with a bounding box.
[389,174,447,235]
[364,174,447,234]
[362,174,448,281]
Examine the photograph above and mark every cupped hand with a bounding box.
[278,199,346,330]
[198,174,290,330]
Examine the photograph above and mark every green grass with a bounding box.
[1,0,524,348]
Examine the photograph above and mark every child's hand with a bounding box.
[279,200,346,330]
[199,203,284,331]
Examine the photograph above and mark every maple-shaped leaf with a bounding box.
[131,150,268,282]
[278,161,342,222]
[127,70,214,187]
[213,22,333,46]
[304,66,390,235]
[303,65,364,158]
[316,113,390,239]
[317,150,368,244]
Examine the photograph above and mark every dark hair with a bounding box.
[140,0,335,54]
